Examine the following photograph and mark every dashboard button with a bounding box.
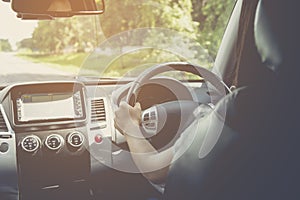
[67,131,84,148]
[94,134,103,144]
[21,135,41,153]
[45,134,64,151]
[0,142,9,153]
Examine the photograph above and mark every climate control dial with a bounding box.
[21,135,41,153]
[45,134,64,151]
[67,131,84,148]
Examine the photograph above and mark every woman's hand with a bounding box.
[114,101,142,138]
[114,101,173,183]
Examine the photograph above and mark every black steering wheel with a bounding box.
[126,62,229,104]
[124,62,230,149]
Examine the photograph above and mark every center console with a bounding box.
[5,82,91,196]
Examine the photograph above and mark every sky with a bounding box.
[0,2,37,49]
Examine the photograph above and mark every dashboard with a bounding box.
[0,81,115,199]
[0,79,208,199]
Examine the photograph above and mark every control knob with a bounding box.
[45,134,64,151]
[21,135,41,153]
[67,131,84,148]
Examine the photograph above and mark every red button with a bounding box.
[94,135,103,144]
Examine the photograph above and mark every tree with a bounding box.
[17,38,35,51]
[191,0,235,58]
[99,0,198,39]
[24,0,235,59]
[30,16,101,53]
[98,0,201,71]
[0,39,12,52]
[98,0,235,63]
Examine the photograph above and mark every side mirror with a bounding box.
[12,0,105,19]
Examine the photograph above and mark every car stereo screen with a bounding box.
[16,92,83,122]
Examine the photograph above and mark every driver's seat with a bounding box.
[163,0,300,199]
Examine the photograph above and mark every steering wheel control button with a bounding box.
[141,107,158,137]
[45,134,64,151]
[0,142,9,153]
[94,134,103,144]
[21,135,41,153]
[67,131,84,148]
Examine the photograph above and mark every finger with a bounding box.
[119,101,128,108]
[120,101,134,112]
[134,102,141,112]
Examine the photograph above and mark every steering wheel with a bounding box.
[124,62,230,149]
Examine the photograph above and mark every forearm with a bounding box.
[114,102,173,183]
[125,132,173,184]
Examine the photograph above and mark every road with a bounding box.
[0,52,75,84]
[0,52,73,75]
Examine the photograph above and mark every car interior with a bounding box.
[0,0,299,199]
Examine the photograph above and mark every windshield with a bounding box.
[0,0,235,85]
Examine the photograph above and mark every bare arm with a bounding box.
[114,102,174,184]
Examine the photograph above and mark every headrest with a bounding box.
[254,0,298,73]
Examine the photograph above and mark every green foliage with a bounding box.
[17,38,35,51]
[99,0,235,59]
[0,39,12,52]
[192,0,235,58]
[100,0,198,39]
[19,0,235,70]
[18,53,88,67]
[22,16,101,54]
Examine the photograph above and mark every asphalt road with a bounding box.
[0,52,75,84]
[0,52,72,75]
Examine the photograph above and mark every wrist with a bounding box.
[123,124,145,140]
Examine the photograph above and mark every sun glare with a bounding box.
[0,3,37,49]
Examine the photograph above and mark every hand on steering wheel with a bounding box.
[114,102,143,139]
[115,62,230,149]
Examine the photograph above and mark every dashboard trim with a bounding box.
[0,104,19,199]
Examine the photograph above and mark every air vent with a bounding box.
[0,110,8,132]
[90,99,106,123]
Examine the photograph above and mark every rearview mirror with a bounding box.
[12,0,105,18]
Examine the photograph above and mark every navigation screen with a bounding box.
[16,91,83,122]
